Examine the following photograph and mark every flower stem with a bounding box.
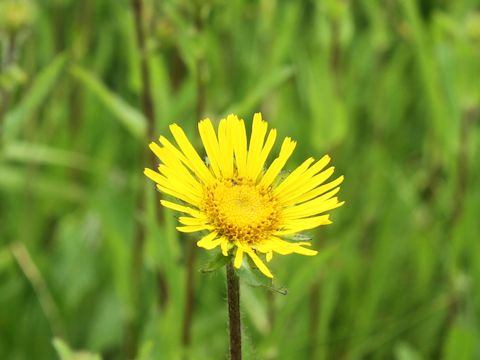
[226,263,242,360]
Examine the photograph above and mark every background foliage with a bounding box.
[1,0,479,359]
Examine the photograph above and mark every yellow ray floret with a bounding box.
[144,113,344,278]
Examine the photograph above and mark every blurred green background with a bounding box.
[1,0,479,359]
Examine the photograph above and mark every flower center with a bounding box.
[203,178,280,244]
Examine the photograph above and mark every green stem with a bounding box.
[226,263,242,360]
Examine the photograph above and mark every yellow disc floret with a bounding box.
[203,178,280,244]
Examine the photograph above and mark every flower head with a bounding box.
[144,113,344,278]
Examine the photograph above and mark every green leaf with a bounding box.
[3,54,66,140]
[2,142,91,170]
[200,252,231,273]
[135,340,154,360]
[226,66,294,115]
[69,65,146,139]
[394,342,423,360]
[237,259,287,295]
[0,165,85,202]
[442,322,477,360]
[52,338,102,360]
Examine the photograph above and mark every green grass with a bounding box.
[1,0,479,359]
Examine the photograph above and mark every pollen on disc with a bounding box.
[202,178,280,244]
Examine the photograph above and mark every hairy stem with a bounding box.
[226,263,242,360]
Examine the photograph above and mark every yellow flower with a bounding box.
[144,113,344,278]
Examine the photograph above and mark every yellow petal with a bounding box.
[273,157,315,194]
[291,245,318,256]
[146,167,201,206]
[246,113,268,179]
[260,137,296,187]
[245,248,273,278]
[233,118,248,177]
[149,141,164,161]
[156,167,201,199]
[266,251,273,262]
[302,155,331,178]
[263,237,294,255]
[202,238,223,250]
[178,216,208,226]
[275,155,331,199]
[156,138,189,167]
[151,140,203,191]
[275,215,332,235]
[249,129,277,180]
[233,246,244,268]
[216,117,235,177]
[169,123,215,184]
[198,118,222,178]
[160,200,203,218]
[276,165,335,205]
[157,163,202,194]
[221,238,231,256]
[176,225,213,233]
[197,232,220,249]
[288,176,344,206]
[282,195,344,220]
[156,184,200,207]
[144,167,163,184]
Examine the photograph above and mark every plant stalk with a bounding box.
[226,263,242,360]
[129,0,167,356]
[181,7,205,352]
